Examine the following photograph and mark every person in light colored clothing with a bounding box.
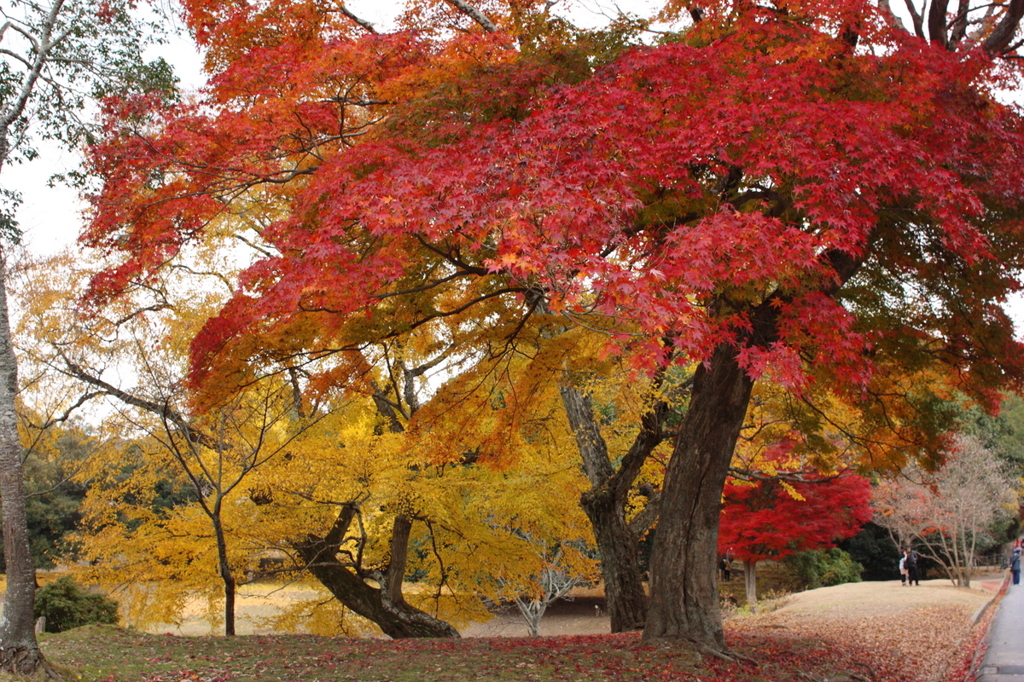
[899,553,908,586]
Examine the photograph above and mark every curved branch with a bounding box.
[336,2,377,33]
[903,0,927,38]
[26,389,104,429]
[444,0,497,32]
[56,353,217,450]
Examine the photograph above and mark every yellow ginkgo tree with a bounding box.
[18,250,601,638]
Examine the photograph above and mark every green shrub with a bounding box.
[838,522,900,581]
[783,548,863,589]
[34,576,118,632]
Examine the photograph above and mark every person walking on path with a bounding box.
[1011,547,1021,586]
[905,548,920,585]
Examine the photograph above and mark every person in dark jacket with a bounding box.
[1011,547,1021,586]
[904,548,920,585]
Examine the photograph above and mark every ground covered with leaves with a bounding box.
[729,578,1000,682]
[37,578,997,682]
[37,626,916,682]
[733,603,986,681]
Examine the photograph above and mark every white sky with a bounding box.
[10,28,205,258]
[7,0,1024,333]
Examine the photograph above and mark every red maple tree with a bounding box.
[80,0,1024,655]
[719,470,873,603]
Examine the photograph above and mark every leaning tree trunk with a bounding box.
[642,343,754,651]
[294,507,459,638]
[0,260,46,675]
[560,383,667,632]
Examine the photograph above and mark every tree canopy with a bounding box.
[79,0,1024,653]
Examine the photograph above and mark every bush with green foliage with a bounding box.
[783,548,863,589]
[34,576,119,632]
[838,522,900,581]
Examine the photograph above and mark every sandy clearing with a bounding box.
[69,571,1009,642]
[769,577,996,617]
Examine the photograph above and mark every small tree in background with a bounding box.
[874,434,1019,588]
[719,470,872,605]
[512,564,585,637]
[497,532,597,637]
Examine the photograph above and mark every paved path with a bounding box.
[976,576,1024,681]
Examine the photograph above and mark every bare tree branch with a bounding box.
[982,0,1024,54]
[444,0,497,32]
[902,0,927,37]
[336,2,377,33]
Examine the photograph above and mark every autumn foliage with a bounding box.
[85,2,1024,405]
[719,471,873,566]
[78,0,1024,651]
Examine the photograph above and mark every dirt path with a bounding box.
[460,596,612,637]
[466,576,1003,639]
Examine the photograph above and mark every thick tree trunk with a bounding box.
[642,254,864,650]
[293,507,459,638]
[0,262,45,674]
[560,384,659,632]
[642,343,754,650]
